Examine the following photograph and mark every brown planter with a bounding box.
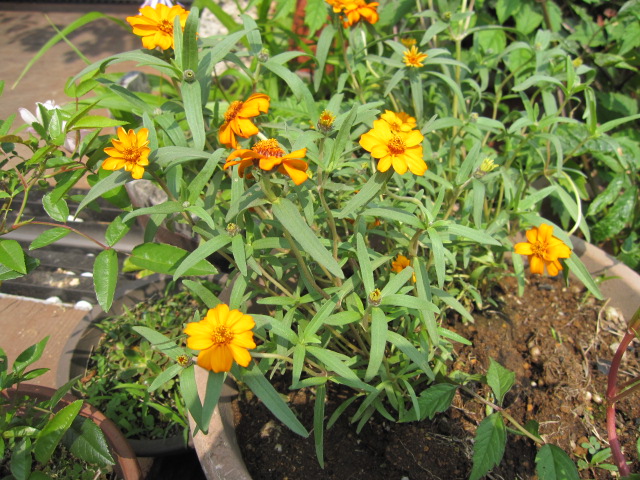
[2,384,142,480]
[188,238,640,479]
[56,275,191,457]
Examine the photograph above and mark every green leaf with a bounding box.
[132,326,187,360]
[356,233,374,293]
[307,346,369,389]
[201,371,225,431]
[34,400,83,464]
[130,243,218,277]
[105,214,134,247]
[564,253,603,300]
[441,223,501,246]
[182,279,221,308]
[362,207,423,228]
[42,193,69,223]
[10,437,31,480]
[122,201,184,222]
[180,365,205,433]
[64,417,114,467]
[72,116,128,129]
[13,337,49,374]
[233,362,309,437]
[427,228,446,288]
[486,358,515,406]
[336,170,392,218]
[29,227,71,250]
[469,413,506,480]
[365,308,387,381]
[313,384,326,468]
[93,249,118,312]
[181,80,205,150]
[0,239,27,274]
[263,59,318,119]
[386,331,434,380]
[173,236,230,280]
[148,363,183,392]
[417,383,458,420]
[592,187,637,242]
[535,444,580,480]
[76,170,130,215]
[272,198,343,279]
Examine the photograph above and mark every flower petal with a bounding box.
[229,343,252,367]
[514,242,533,255]
[529,255,544,275]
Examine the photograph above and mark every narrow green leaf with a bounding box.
[76,170,130,215]
[535,444,580,480]
[356,233,374,293]
[313,384,326,468]
[307,346,369,389]
[427,228,446,288]
[122,201,184,222]
[231,235,247,277]
[0,239,27,274]
[313,24,336,91]
[362,207,423,228]
[72,116,128,129]
[34,400,83,464]
[12,337,49,374]
[386,330,434,380]
[442,223,501,246]
[564,253,603,300]
[93,249,118,312]
[486,358,515,406]
[180,365,205,433]
[336,170,392,218]
[182,279,221,308]
[365,308,387,381]
[173,235,231,280]
[132,326,187,360]
[10,438,31,480]
[469,413,507,480]
[272,198,343,279]
[181,80,205,150]
[148,363,183,392]
[233,363,309,437]
[29,227,71,250]
[329,105,357,169]
[201,371,225,431]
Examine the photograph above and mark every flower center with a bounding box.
[123,147,140,163]
[211,325,234,346]
[531,241,547,258]
[388,135,406,155]
[158,19,173,35]
[253,139,284,158]
[224,101,244,122]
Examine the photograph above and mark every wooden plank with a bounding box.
[0,296,87,388]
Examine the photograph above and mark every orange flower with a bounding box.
[380,110,417,133]
[126,4,188,51]
[403,46,428,68]
[184,304,256,373]
[102,127,150,179]
[514,224,572,276]
[391,254,416,282]
[219,93,270,149]
[327,0,379,27]
[224,138,309,185]
[359,118,426,175]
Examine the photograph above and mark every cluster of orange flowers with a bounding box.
[326,0,379,28]
[359,110,427,175]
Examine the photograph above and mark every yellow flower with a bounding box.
[219,93,270,149]
[359,119,426,175]
[224,138,309,185]
[328,0,379,27]
[184,304,256,373]
[102,127,151,180]
[126,4,189,51]
[401,37,417,47]
[380,110,417,133]
[403,46,428,68]
[514,224,572,276]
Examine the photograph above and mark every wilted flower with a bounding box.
[19,100,85,151]
[219,93,270,149]
[224,138,309,185]
[403,46,428,68]
[514,223,572,276]
[102,127,151,179]
[184,304,256,373]
[359,117,426,175]
[126,4,189,51]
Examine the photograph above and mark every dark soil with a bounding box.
[234,274,640,479]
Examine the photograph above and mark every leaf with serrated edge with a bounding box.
[486,358,515,406]
[535,444,580,480]
[469,413,506,480]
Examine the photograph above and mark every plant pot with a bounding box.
[1,384,142,480]
[188,238,640,479]
[56,275,191,457]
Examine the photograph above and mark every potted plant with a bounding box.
[1,0,640,478]
[57,276,216,457]
[1,337,142,480]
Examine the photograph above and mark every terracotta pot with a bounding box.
[56,275,191,457]
[1,384,142,480]
[188,239,640,479]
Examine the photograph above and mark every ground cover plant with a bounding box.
[1,0,639,478]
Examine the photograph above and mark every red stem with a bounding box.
[606,329,636,477]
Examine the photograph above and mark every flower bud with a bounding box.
[183,69,196,83]
[258,48,270,63]
[226,222,240,236]
[317,110,336,135]
[368,288,382,307]
[177,354,192,367]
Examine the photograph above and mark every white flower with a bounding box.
[139,0,177,8]
[19,100,84,152]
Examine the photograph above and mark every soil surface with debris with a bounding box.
[234,274,640,479]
